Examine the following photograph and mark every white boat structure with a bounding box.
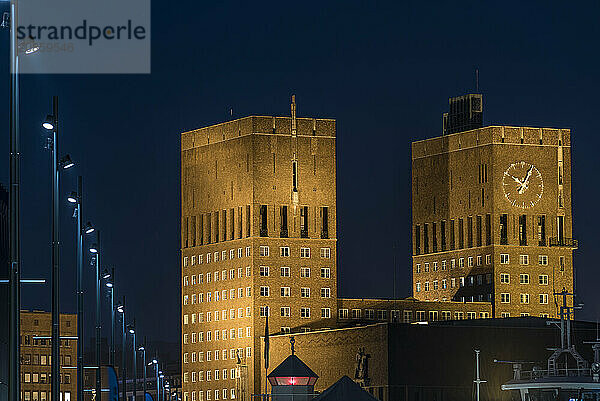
[500,290,600,401]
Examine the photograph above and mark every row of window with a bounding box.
[184,347,252,364]
[20,336,72,347]
[259,286,331,298]
[21,391,71,401]
[260,266,331,278]
[337,308,488,321]
[416,274,493,292]
[183,288,252,304]
[183,388,235,401]
[500,273,549,285]
[415,215,492,254]
[184,327,252,344]
[416,255,491,273]
[500,293,550,304]
[499,254,551,265]
[258,306,323,319]
[20,354,72,366]
[183,246,332,267]
[21,372,71,384]
[184,369,241,383]
[183,308,252,325]
[500,312,550,318]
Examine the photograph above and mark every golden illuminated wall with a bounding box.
[411,126,575,318]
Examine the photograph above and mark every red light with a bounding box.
[289,378,296,385]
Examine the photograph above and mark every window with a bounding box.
[451,259,456,269]
[245,246,251,257]
[300,308,311,318]
[222,250,227,261]
[416,282,421,292]
[500,254,509,264]
[486,254,491,265]
[433,261,438,271]
[339,309,348,319]
[321,206,329,239]
[442,279,447,289]
[259,205,268,237]
[429,311,439,321]
[320,248,331,258]
[300,248,310,258]
[214,252,219,262]
[320,288,331,298]
[300,267,311,278]
[519,274,530,284]
[280,307,291,317]
[260,286,270,297]
[415,225,421,255]
[441,260,447,271]
[424,281,430,291]
[459,258,464,268]
[321,308,331,318]
[320,267,331,278]
[238,248,242,258]
[246,266,251,277]
[468,257,473,267]
[259,306,270,317]
[416,311,426,322]
[280,287,290,297]
[280,205,289,237]
[259,266,269,277]
[403,310,413,323]
[280,247,290,257]
[280,267,290,277]
[300,206,308,237]
[500,273,510,284]
[539,274,549,285]
[519,215,527,245]
[520,293,530,304]
[352,309,361,319]
[230,269,235,279]
[559,256,565,272]
[424,263,430,272]
[365,309,375,319]
[259,246,269,257]
[539,294,549,304]
[451,278,456,288]
[300,288,310,298]
[458,219,464,249]
[377,310,388,320]
[477,255,482,266]
[460,277,465,287]
[433,280,438,290]
[501,293,510,303]
[500,214,508,244]
[519,255,529,265]
[538,255,548,266]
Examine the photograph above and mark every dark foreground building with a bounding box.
[1,184,9,401]
[262,318,598,401]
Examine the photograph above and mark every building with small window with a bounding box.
[412,95,576,317]
[20,311,78,401]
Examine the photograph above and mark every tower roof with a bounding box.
[313,376,379,401]
[267,354,318,379]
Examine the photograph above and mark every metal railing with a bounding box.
[548,237,578,248]
[518,367,592,381]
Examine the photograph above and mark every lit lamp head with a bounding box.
[105,278,113,288]
[84,222,95,234]
[89,243,98,254]
[67,191,78,204]
[138,346,145,352]
[116,303,124,313]
[102,269,111,280]
[129,327,135,334]
[43,114,55,130]
[60,154,75,169]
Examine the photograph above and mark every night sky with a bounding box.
[1,1,599,346]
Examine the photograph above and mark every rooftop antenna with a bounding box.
[475,68,479,93]
[474,350,486,401]
[230,108,233,117]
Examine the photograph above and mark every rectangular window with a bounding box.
[539,294,549,304]
[300,308,311,318]
[500,214,508,245]
[500,273,510,284]
[467,216,473,248]
[320,248,331,258]
[415,225,421,255]
[537,216,546,246]
[538,255,548,266]
[441,260,447,271]
[458,258,464,268]
[520,293,530,304]
[280,287,290,297]
[539,274,549,285]
[519,255,529,265]
[259,205,268,237]
[280,247,290,257]
[320,267,331,278]
[259,266,269,277]
[501,293,510,303]
[280,267,290,277]
[559,256,565,272]
[450,219,455,250]
[300,248,311,258]
[432,222,437,253]
[458,219,464,249]
[300,267,311,278]
[352,309,361,319]
[260,286,270,297]
[520,273,529,284]
[519,215,527,246]
[280,307,291,317]
[300,288,311,298]
[500,254,509,264]
[486,254,491,265]
[423,223,429,253]
[339,309,349,319]
[300,206,309,238]
[259,306,270,317]
[468,257,473,267]
[321,206,329,239]
[485,214,491,245]
[280,206,288,238]
[320,288,331,298]
[476,215,482,247]
[441,220,447,251]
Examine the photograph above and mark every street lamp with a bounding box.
[159,372,165,401]
[67,176,95,401]
[102,267,115,365]
[128,322,137,401]
[89,232,102,401]
[43,96,75,401]
[149,359,159,401]
[117,299,126,401]
[139,341,147,401]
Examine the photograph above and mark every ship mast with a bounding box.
[474,350,487,401]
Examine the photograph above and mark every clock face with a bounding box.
[502,161,543,209]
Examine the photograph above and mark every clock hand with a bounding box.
[510,175,523,185]
[519,166,533,194]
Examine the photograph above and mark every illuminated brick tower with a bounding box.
[181,97,337,401]
[411,94,575,318]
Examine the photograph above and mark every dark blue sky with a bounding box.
[1,1,599,345]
